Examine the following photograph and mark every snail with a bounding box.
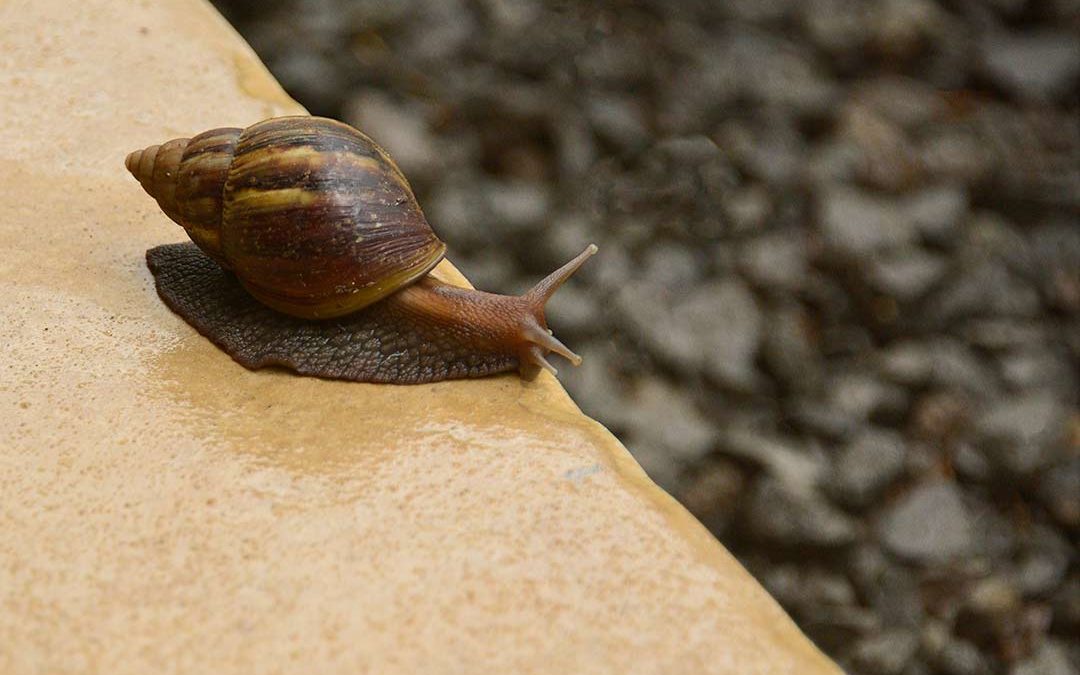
[126,116,596,384]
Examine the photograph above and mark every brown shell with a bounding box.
[126,128,241,269]
[126,116,447,319]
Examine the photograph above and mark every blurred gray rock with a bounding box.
[999,348,1078,398]
[1013,525,1071,597]
[585,241,633,294]
[717,427,826,494]
[454,251,516,291]
[928,635,993,673]
[925,259,1041,326]
[849,629,919,675]
[418,175,553,244]
[427,176,489,246]
[953,442,994,483]
[761,564,856,613]
[789,397,860,440]
[1036,457,1080,529]
[818,187,918,257]
[840,103,920,191]
[1052,575,1080,633]
[544,213,595,264]
[557,343,630,430]
[738,230,808,292]
[969,499,1020,561]
[959,576,1023,646]
[761,303,823,393]
[700,27,838,118]
[613,280,687,364]
[396,0,475,62]
[975,392,1068,476]
[617,278,762,391]
[901,185,968,244]
[805,137,862,186]
[971,104,1080,208]
[878,340,933,386]
[818,315,874,352]
[961,318,1048,352]
[344,92,441,181]
[826,371,908,426]
[800,0,871,60]
[655,134,724,165]
[482,179,552,233]
[623,378,717,466]
[543,283,597,337]
[475,0,540,32]
[721,0,793,22]
[1028,219,1080,313]
[719,117,806,187]
[852,76,948,129]
[744,477,858,548]
[830,428,906,507]
[928,339,998,394]
[553,109,596,179]
[919,125,996,185]
[865,0,952,61]
[868,248,948,301]
[1010,640,1074,675]
[723,184,773,234]
[270,49,346,114]
[640,242,704,289]
[804,567,858,606]
[879,480,976,563]
[848,544,925,626]
[799,604,882,653]
[980,31,1080,102]
[585,93,650,152]
[678,458,746,535]
[575,28,653,88]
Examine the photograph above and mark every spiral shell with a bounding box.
[126,117,447,319]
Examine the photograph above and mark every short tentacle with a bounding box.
[521,344,559,377]
[522,321,582,366]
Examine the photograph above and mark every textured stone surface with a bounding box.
[0,2,840,674]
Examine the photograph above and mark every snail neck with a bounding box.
[385,245,596,377]
[384,279,548,377]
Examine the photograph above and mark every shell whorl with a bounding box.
[126,128,243,267]
[125,139,188,225]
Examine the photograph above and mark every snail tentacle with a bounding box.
[524,244,598,308]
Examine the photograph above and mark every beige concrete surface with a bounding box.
[0,1,842,673]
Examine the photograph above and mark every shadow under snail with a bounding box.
[126,115,596,384]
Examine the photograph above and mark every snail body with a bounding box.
[128,116,594,383]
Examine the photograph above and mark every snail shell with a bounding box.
[126,117,446,319]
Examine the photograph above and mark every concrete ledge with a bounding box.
[0,1,841,673]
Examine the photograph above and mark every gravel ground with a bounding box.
[211,1,1078,673]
